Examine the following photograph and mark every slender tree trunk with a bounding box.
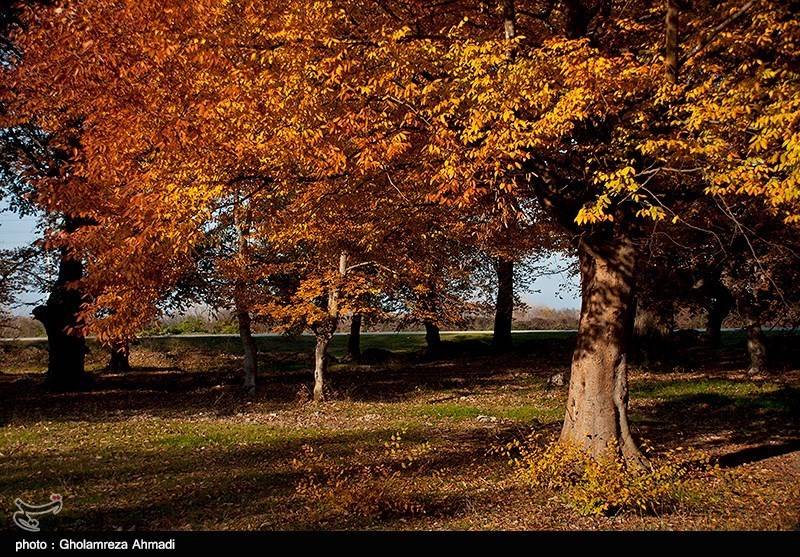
[665,0,680,83]
[560,235,646,465]
[237,307,257,392]
[745,320,768,375]
[107,340,130,372]
[493,258,514,351]
[233,197,258,392]
[503,0,516,39]
[33,218,88,391]
[347,313,362,361]
[492,5,516,353]
[313,331,332,401]
[312,252,347,401]
[424,320,441,355]
[705,282,733,348]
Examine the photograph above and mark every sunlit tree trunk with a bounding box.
[347,313,362,361]
[312,251,347,401]
[560,235,646,465]
[33,216,88,391]
[493,258,514,351]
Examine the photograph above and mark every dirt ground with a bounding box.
[1,331,798,530]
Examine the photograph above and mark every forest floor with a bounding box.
[1,331,799,530]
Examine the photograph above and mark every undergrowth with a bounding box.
[291,430,433,523]
[499,432,738,517]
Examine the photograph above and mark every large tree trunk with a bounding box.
[745,320,767,375]
[560,235,646,465]
[347,313,362,361]
[106,340,130,372]
[493,258,514,351]
[424,320,441,356]
[33,218,88,391]
[237,308,257,392]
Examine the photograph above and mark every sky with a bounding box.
[0,206,582,314]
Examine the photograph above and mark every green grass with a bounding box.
[414,402,562,423]
[632,378,781,400]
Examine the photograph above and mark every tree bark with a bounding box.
[665,0,680,83]
[237,307,257,392]
[563,0,591,38]
[503,0,516,39]
[347,313,362,361]
[233,197,257,392]
[746,320,768,375]
[424,320,441,356]
[560,235,646,465]
[33,217,88,391]
[313,331,331,401]
[107,340,130,372]
[493,258,514,351]
[312,251,347,401]
[704,282,733,348]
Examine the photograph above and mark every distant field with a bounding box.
[1,331,579,374]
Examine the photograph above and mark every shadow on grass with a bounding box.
[0,423,527,531]
[632,384,800,462]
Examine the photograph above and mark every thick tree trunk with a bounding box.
[424,320,441,355]
[33,219,88,391]
[347,313,362,361]
[704,282,733,348]
[107,340,130,372]
[746,321,768,375]
[560,235,646,465]
[237,308,257,392]
[493,258,514,351]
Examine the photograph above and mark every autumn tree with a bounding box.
[6,0,799,457]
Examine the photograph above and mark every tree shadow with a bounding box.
[632,385,800,458]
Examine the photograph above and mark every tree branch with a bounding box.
[681,0,757,65]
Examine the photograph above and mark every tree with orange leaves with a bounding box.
[4,0,799,463]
